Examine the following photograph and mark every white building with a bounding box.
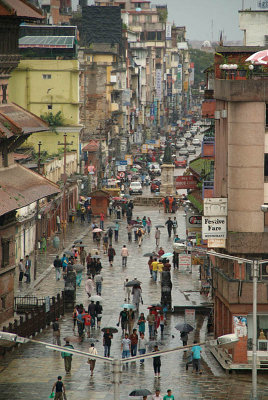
[239,10,268,46]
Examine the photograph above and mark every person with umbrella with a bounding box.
[153,345,161,379]
[118,307,129,335]
[95,300,103,329]
[155,227,161,247]
[114,221,119,242]
[165,217,174,238]
[180,330,188,347]
[107,244,116,267]
[103,328,113,358]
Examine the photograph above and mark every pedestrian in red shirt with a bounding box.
[100,212,105,230]
[83,312,92,338]
[129,328,139,357]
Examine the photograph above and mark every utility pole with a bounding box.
[34,141,42,280]
[58,134,73,246]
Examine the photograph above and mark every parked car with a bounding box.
[192,138,201,146]
[151,179,161,192]
[174,158,187,168]
[184,132,191,139]
[176,141,185,149]
[187,145,196,154]
[179,148,189,156]
[129,181,143,195]
[148,163,161,176]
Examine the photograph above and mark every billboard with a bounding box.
[202,216,227,239]
[166,22,172,39]
[257,0,268,8]
[175,175,197,189]
[156,69,162,100]
[189,62,195,86]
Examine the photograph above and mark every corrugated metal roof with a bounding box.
[0,163,60,216]
[19,36,75,49]
[0,0,44,19]
[0,103,48,138]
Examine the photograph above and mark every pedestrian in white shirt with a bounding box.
[121,245,129,267]
[138,332,146,365]
[88,343,98,376]
[85,277,94,298]
[152,389,163,400]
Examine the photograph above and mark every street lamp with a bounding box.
[0,331,238,400]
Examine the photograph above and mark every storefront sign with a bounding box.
[156,69,162,100]
[166,22,172,39]
[166,73,172,97]
[125,154,133,166]
[175,175,197,189]
[179,254,191,269]
[207,238,226,248]
[141,144,148,154]
[202,217,227,239]
[204,198,227,217]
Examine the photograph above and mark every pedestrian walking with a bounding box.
[95,301,103,329]
[138,332,146,364]
[152,389,163,400]
[153,345,161,378]
[72,305,79,332]
[165,217,173,238]
[82,312,91,338]
[86,205,92,223]
[124,278,131,302]
[159,312,165,336]
[95,272,103,295]
[172,197,177,213]
[108,244,116,266]
[148,256,153,277]
[155,227,161,247]
[128,308,135,334]
[118,307,128,335]
[138,312,146,336]
[129,328,138,356]
[191,341,202,374]
[173,251,179,269]
[95,259,102,274]
[61,254,68,276]
[142,216,147,230]
[80,248,86,266]
[108,200,113,217]
[152,258,158,282]
[18,258,24,282]
[103,233,108,253]
[51,376,66,400]
[121,333,131,360]
[147,310,156,339]
[80,205,86,224]
[121,244,129,267]
[87,343,98,376]
[52,318,61,346]
[116,205,121,219]
[127,223,132,242]
[146,217,152,234]
[114,221,119,242]
[137,227,144,247]
[88,300,96,328]
[77,311,85,340]
[180,331,188,346]
[61,340,74,373]
[173,217,178,235]
[158,260,163,282]
[132,285,142,311]
[85,276,94,298]
[103,329,113,357]
[100,211,105,230]
[163,389,175,400]
[24,255,31,283]
[185,348,193,371]
[108,227,113,245]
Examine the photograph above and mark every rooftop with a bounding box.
[19,36,75,49]
[0,0,44,20]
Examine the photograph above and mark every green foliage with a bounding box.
[189,49,214,87]
[122,23,128,30]
[157,9,168,23]
[40,111,64,127]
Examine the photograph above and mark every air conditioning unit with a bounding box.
[222,110,227,118]
[214,111,221,120]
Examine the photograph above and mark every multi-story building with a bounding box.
[239,9,268,46]
[8,24,82,165]
[211,45,268,368]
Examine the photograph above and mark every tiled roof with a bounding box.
[0,0,44,19]
[82,140,99,152]
[0,163,60,216]
[0,103,48,139]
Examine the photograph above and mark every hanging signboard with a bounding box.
[156,69,162,100]
[203,198,227,217]
[175,175,198,189]
[202,216,227,239]
[179,254,191,270]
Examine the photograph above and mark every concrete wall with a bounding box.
[228,101,265,232]
[239,11,268,46]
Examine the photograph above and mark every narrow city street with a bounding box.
[0,206,267,400]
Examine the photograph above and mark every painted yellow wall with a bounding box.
[9,59,79,125]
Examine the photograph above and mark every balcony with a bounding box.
[215,78,268,102]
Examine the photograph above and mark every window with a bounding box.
[42,74,52,79]
[157,32,162,41]
[147,32,156,40]
[264,154,268,178]
[48,105,52,110]
[1,239,9,267]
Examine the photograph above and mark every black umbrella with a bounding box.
[77,244,86,248]
[175,323,194,333]
[129,389,152,396]
[155,225,165,228]
[125,279,142,287]
[73,239,83,244]
[101,327,118,333]
[143,252,157,257]
[73,264,84,273]
[107,225,116,229]
[92,255,101,259]
[65,251,73,256]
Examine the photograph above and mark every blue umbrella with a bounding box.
[162,252,173,258]
[121,304,135,310]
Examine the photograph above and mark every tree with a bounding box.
[189,49,214,88]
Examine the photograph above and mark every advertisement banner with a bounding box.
[189,62,195,86]
[122,89,131,106]
[166,73,172,97]
[233,316,248,338]
[179,254,191,270]
[166,22,172,39]
[175,175,198,189]
[204,198,227,217]
[141,144,148,154]
[125,154,133,166]
[156,69,162,100]
[202,216,227,239]
[207,238,226,248]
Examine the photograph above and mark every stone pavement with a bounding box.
[1,205,268,400]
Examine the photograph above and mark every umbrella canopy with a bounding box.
[90,295,103,302]
[123,194,131,198]
[246,50,268,65]
[133,164,142,169]
[121,303,135,310]
[146,340,163,348]
[107,225,116,229]
[143,252,157,257]
[131,168,138,172]
[147,304,162,310]
[65,251,73,257]
[63,336,81,343]
[129,389,152,396]
[125,279,142,287]
[92,228,103,233]
[129,220,138,225]
[101,327,118,333]
[175,323,194,333]
[76,244,86,248]
[162,252,173,258]
[92,255,101,259]
[155,225,165,228]
[72,264,84,273]
[73,239,83,244]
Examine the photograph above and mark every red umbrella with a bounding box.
[246,50,268,65]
